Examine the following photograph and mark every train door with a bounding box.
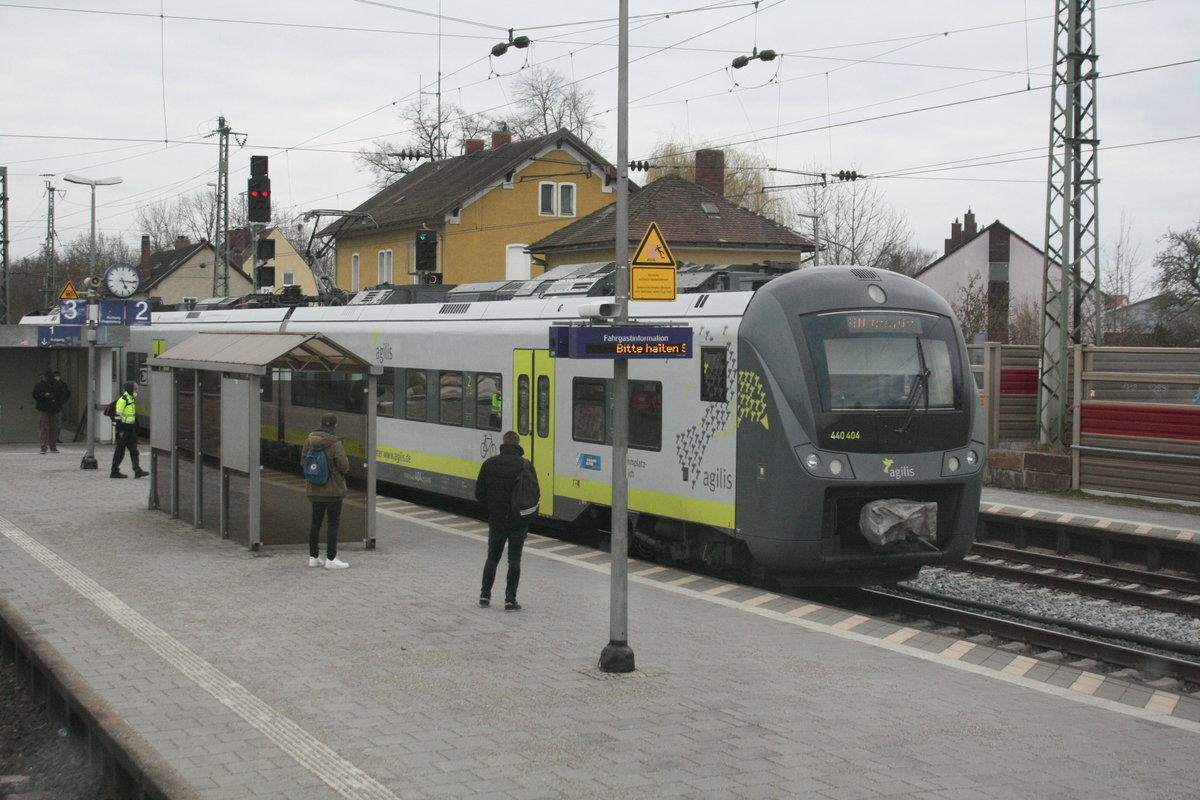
[513,349,555,515]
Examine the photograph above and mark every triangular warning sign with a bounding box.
[59,281,79,300]
[631,221,676,267]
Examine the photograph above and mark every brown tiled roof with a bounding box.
[528,174,814,254]
[324,129,613,238]
[143,240,251,292]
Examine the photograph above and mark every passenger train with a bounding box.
[27,262,985,586]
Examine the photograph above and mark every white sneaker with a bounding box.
[324,557,349,569]
[308,556,325,567]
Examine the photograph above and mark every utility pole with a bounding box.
[208,117,246,298]
[213,117,231,298]
[0,166,9,324]
[42,176,58,308]
[1039,0,1100,446]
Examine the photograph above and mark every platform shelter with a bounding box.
[148,331,381,550]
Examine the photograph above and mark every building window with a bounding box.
[351,253,360,292]
[559,183,575,217]
[282,271,296,285]
[538,181,577,217]
[378,249,393,285]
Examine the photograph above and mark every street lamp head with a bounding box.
[63,174,122,187]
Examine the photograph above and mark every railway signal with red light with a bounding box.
[248,156,271,222]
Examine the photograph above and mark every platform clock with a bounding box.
[104,262,141,298]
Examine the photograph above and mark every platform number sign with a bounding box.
[127,299,152,326]
[59,298,85,323]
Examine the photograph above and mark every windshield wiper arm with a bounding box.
[896,337,930,434]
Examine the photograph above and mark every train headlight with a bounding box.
[966,450,978,467]
[947,456,961,473]
[796,446,855,479]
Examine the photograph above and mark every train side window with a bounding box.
[439,371,463,426]
[700,347,728,403]
[572,378,606,443]
[377,368,396,418]
[290,372,364,414]
[516,375,531,436]
[405,369,427,421]
[629,381,662,451]
[475,373,502,431]
[536,375,550,438]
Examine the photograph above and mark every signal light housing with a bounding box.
[414,229,437,272]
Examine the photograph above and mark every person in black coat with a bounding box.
[32,370,70,454]
[475,430,534,610]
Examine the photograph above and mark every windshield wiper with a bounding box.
[895,337,930,434]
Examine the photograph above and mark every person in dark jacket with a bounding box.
[32,370,70,454]
[475,430,534,610]
[302,413,351,569]
[110,381,148,479]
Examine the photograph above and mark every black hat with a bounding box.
[123,381,136,393]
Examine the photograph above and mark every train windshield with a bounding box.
[802,311,959,412]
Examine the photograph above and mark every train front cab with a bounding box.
[734,268,985,586]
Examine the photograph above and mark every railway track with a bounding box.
[952,543,1200,616]
[857,586,1200,687]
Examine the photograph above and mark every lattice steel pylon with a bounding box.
[1039,0,1101,446]
[1,166,9,324]
[212,117,231,298]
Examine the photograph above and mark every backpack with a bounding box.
[103,400,117,419]
[511,461,540,518]
[303,447,330,485]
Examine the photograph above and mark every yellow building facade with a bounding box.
[330,133,617,291]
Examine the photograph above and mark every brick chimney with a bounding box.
[140,235,152,281]
[174,236,191,249]
[465,139,485,155]
[944,218,963,256]
[694,149,725,197]
[491,129,512,149]
[963,208,977,239]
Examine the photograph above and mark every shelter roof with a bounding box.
[149,332,380,375]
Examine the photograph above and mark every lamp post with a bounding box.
[796,211,821,266]
[62,173,122,470]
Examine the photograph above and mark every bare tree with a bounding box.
[1009,298,1042,345]
[355,99,490,187]
[1103,211,1143,303]
[874,241,938,277]
[645,138,784,221]
[1151,219,1200,343]
[951,271,989,343]
[505,66,597,143]
[791,172,922,271]
[134,190,235,250]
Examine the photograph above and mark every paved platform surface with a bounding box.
[2,443,1199,800]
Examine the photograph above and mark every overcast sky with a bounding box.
[4,0,1197,297]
